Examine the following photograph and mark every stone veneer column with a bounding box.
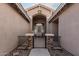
[28,36,33,49]
[47,36,54,49]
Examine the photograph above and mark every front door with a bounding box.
[33,37,45,48]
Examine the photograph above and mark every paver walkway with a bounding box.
[29,48,50,56]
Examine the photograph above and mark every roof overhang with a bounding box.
[8,3,30,23]
[48,3,73,23]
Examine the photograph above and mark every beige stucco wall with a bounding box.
[48,22,58,34]
[47,22,52,33]
[27,7,52,19]
[0,4,30,55]
[59,4,79,55]
[52,23,58,34]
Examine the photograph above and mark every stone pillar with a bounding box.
[27,36,33,49]
[47,36,54,49]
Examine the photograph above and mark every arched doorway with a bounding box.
[32,14,46,32]
[32,14,46,48]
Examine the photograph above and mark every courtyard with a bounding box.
[0,3,79,56]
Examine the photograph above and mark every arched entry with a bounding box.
[32,14,46,48]
[32,14,46,32]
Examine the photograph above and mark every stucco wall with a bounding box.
[47,22,52,33]
[48,22,58,34]
[52,23,58,34]
[27,7,52,19]
[59,4,79,55]
[0,4,30,55]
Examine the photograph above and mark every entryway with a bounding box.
[32,14,47,48]
[33,37,46,48]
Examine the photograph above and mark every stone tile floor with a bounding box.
[29,48,50,56]
[6,48,73,56]
[6,49,30,56]
[49,49,73,56]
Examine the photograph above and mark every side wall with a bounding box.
[52,23,58,34]
[59,4,79,55]
[48,22,58,34]
[0,4,30,55]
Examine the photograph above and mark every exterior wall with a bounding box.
[52,23,58,34]
[0,4,30,55]
[59,4,79,55]
[48,22,58,34]
[27,7,52,19]
[47,22,53,33]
